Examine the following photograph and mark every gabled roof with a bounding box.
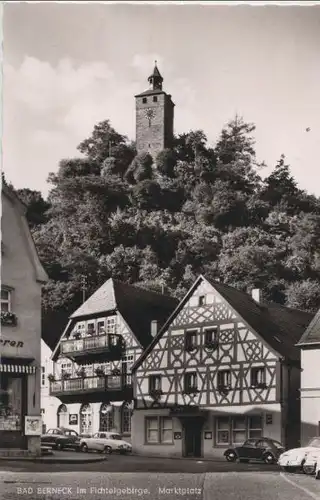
[297,308,320,346]
[2,184,48,284]
[132,276,313,371]
[52,279,178,359]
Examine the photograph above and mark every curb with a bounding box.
[0,456,107,464]
[130,454,225,463]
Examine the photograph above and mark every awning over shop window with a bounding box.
[0,364,37,374]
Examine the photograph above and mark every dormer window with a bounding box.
[185,330,197,352]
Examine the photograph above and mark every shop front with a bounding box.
[0,360,41,455]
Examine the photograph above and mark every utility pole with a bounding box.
[81,275,87,303]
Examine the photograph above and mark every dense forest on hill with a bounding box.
[8,116,320,346]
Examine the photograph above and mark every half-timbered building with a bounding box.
[50,279,178,440]
[297,307,320,445]
[132,276,313,458]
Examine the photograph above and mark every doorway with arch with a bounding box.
[80,403,92,435]
[57,404,69,428]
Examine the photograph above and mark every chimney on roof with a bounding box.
[151,320,158,337]
[251,289,261,303]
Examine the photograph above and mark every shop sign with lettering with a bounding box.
[0,339,24,348]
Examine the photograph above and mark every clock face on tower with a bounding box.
[145,108,155,123]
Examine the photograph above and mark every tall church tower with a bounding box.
[135,62,175,158]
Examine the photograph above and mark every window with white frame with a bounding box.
[61,362,72,375]
[217,370,231,389]
[1,289,11,312]
[232,416,246,444]
[215,415,263,445]
[121,402,132,434]
[145,416,173,444]
[106,316,117,333]
[41,366,46,386]
[250,367,266,387]
[204,327,218,345]
[149,374,161,392]
[97,320,105,334]
[87,321,95,335]
[248,415,263,438]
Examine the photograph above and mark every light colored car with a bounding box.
[303,448,320,476]
[80,432,132,454]
[278,437,320,473]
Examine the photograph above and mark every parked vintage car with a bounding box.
[41,427,81,451]
[224,437,285,464]
[302,448,320,476]
[80,432,132,454]
[278,436,320,473]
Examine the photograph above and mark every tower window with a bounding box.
[142,97,147,104]
[153,96,158,102]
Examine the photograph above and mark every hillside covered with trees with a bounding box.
[9,116,320,348]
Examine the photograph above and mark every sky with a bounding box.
[2,2,320,198]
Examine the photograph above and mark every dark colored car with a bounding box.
[224,437,285,464]
[41,427,81,451]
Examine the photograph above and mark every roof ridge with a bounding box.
[113,279,177,301]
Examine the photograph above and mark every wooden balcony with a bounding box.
[50,375,133,404]
[60,333,124,364]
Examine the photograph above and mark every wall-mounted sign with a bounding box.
[25,416,42,436]
[174,432,182,440]
[0,339,24,348]
[69,414,78,425]
[266,413,273,425]
[204,431,212,440]
[170,405,199,415]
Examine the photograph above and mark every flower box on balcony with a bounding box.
[76,369,86,378]
[111,368,121,376]
[95,367,105,378]
[47,374,56,383]
[72,332,81,340]
[1,311,17,326]
[61,372,71,380]
[204,341,219,351]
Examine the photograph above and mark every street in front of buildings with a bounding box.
[0,468,319,500]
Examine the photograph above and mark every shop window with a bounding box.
[100,403,114,432]
[248,415,263,439]
[0,375,22,431]
[145,416,173,444]
[1,289,11,312]
[232,416,246,444]
[215,415,263,445]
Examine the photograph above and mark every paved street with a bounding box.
[0,470,319,500]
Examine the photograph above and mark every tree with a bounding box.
[15,188,51,228]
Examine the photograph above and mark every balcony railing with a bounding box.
[60,333,124,361]
[50,374,132,395]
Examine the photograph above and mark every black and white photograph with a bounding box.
[1,1,320,499]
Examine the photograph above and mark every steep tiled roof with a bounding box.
[297,308,320,346]
[70,278,178,349]
[133,276,313,370]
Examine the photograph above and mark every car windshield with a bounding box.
[308,438,320,448]
[110,434,122,440]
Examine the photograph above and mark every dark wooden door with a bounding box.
[183,419,202,458]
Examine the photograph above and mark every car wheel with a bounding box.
[302,463,316,475]
[104,446,112,454]
[315,470,320,480]
[225,451,237,462]
[263,453,275,464]
[281,466,299,473]
[239,459,249,463]
[81,443,88,453]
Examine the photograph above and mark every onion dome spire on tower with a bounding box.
[148,60,163,90]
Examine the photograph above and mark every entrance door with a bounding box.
[183,418,203,458]
[0,374,27,449]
